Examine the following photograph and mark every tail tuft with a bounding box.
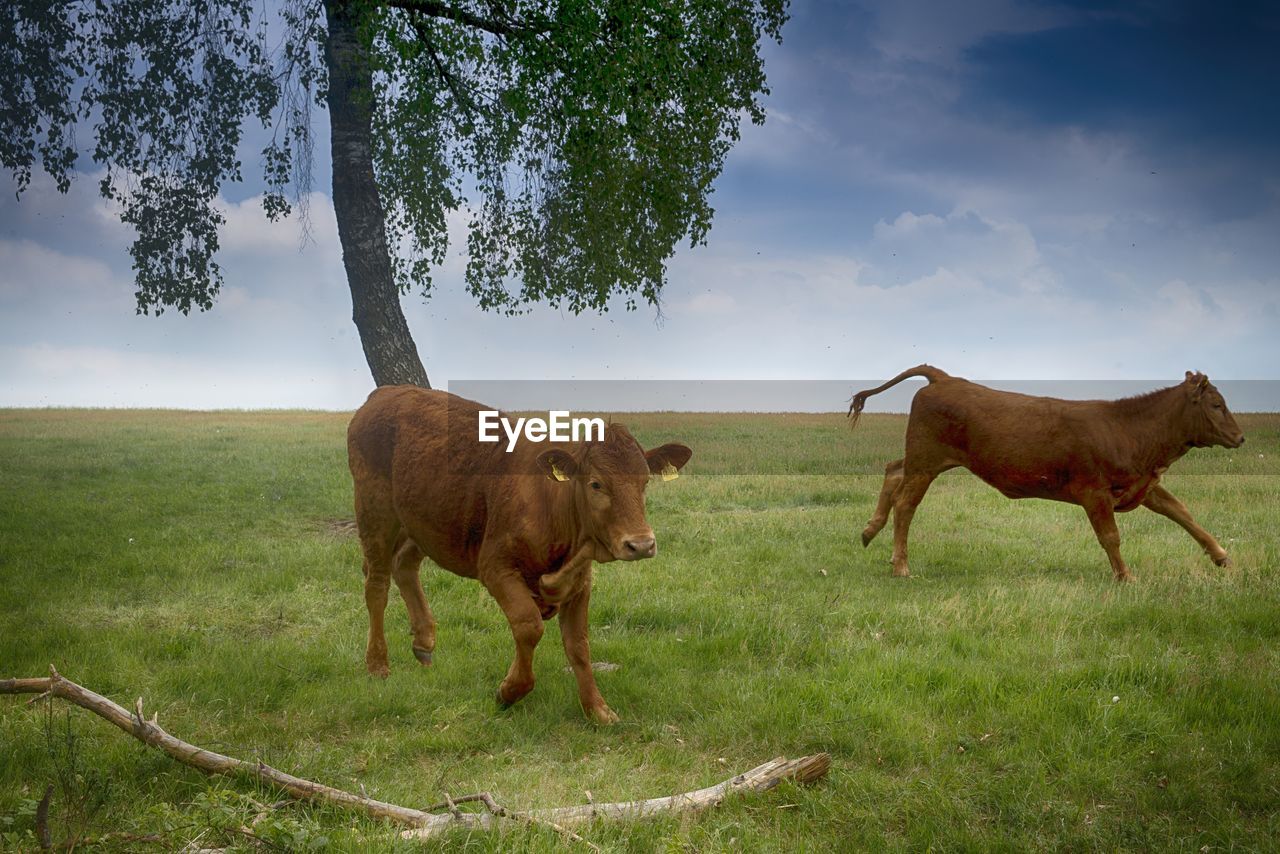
[847,364,948,430]
[847,392,871,429]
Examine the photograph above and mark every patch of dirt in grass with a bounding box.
[318,518,358,538]
[563,661,621,673]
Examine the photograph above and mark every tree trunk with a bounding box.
[323,0,431,389]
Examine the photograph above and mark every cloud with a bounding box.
[217,191,339,255]
[864,208,1052,294]
[870,0,1072,66]
[677,291,739,315]
[652,204,1280,382]
[0,238,125,301]
[0,342,371,408]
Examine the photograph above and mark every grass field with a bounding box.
[2,408,1279,851]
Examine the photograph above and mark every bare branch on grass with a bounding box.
[2,667,831,843]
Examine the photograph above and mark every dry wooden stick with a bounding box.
[2,667,830,843]
[450,792,601,851]
[2,666,460,833]
[400,753,833,840]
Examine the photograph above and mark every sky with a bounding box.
[2,0,1279,410]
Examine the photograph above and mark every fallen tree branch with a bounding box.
[461,792,600,851]
[2,667,830,842]
[3,666,439,826]
[400,752,832,841]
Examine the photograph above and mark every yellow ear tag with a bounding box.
[661,463,679,482]
[551,463,569,482]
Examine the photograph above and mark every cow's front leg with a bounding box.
[558,573,618,724]
[538,545,595,605]
[1142,484,1231,566]
[1081,495,1131,581]
[485,572,545,707]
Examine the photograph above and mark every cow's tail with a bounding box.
[848,364,950,429]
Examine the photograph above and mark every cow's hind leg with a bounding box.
[862,458,904,546]
[356,525,398,678]
[391,538,438,665]
[889,469,942,577]
[352,471,403,679]
[1081,495,1132,582]
[1142,484,1231,567]
[485,572,545,708]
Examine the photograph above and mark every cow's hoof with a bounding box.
[861,529,874,547]
[367,663,390,679]
[891,566,910,578]
[496,688,520,709]
[588,705,619,725]
[412,646,434,666]
[497,681,533,708]
[1214,555,1232,568]
[1114,572,1133,583]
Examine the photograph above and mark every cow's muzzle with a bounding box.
[620,535,657,560]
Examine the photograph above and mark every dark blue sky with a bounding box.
[2,0,1278,407]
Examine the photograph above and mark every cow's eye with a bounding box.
[590,480,603,491]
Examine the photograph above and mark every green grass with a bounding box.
[2,409,1279,851]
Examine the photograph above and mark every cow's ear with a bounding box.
[1186,371,1209,399]
[646,444,693,480]
[536,449,578,482]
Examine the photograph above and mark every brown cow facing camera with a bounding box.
[850,365,1244,581]
[347,386,692,723]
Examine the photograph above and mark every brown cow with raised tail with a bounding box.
[850,365,1244,581]
[348,386,691,723]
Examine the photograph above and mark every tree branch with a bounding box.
[2,667,830,843]
[3,666,440,827]
[381,0,550,38]
[406,13,479,116]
